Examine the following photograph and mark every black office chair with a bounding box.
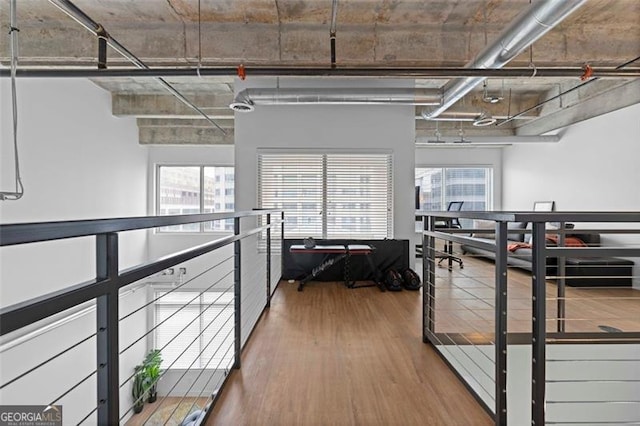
[436,201,464,270]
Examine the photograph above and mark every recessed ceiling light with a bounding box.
[473,114,497,127]
[229,102,255,112]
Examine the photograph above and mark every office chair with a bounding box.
[436,201,464,270]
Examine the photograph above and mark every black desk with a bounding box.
[289,244,384,292]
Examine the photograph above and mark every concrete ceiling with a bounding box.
[1,0,639,144]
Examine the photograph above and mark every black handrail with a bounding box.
[416,210,640,222]
[0,214,281,336]
[0,209,282,246]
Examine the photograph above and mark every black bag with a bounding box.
[401,268,422,291]
[384,268,403,291]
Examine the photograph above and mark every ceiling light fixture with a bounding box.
[229,102,255,112]
[454,126,470,143]
[482,81,504,104]
[426,124,444,144]
[473,112,497,127]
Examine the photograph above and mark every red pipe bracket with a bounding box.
[237,64,246,80]
[580,64,594,81]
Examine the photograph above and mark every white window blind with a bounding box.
[258,153,393,239]
[155,291,234,370]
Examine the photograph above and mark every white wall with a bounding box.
[0,78,148,423]
[502,103,640,211]
[0,78,148,305]
[234,77,416,242]
[502,103,640,286]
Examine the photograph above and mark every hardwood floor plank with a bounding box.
[207,281,493,426]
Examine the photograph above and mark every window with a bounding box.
[157,166,234,232]
[415,167,493,227]
[154,291,234,370]
[258,153,393,239]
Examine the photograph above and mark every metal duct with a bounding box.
[423,0,587,119]
[230,88,441,111]
[423,111,480,122]
[414,111,497,126]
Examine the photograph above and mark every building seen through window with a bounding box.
[415,167,493,228]
[158,166,235,232]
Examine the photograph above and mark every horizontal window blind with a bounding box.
[155,291,234,370]
[258,152,392,239]
[258,154,324,238]
[326,154,392,239]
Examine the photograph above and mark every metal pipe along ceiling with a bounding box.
[423,0,587,120]
[3,67,636,79]
[47,0,226,134]
[230,88,442,111]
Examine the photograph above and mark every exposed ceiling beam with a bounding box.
[415,135,560,145]
[415,125,516,138]
[138,126,234,145]
[112,93,234,118]
[516,79,640,136]
[137,118,235,129]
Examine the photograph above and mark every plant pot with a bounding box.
[133,402,144,414]
[148,391,157,403]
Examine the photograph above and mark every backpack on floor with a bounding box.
[401,268,422,291]
[384,268,403,291]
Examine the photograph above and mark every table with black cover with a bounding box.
[289,244,384,292]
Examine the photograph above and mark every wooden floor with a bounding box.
[432,253,640,337]
[208,279,493,426]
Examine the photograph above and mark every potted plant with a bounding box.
[143,349,162,403]
[132,365,146,414]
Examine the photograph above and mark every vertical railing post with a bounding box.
[531,221,547,425]
[266,213,272,308]
[234,217,242,369]
[96,233,119,426]
[557,221,566,333]
[495,221,508,425]
[281,211,285,273]
[423,215,436,342]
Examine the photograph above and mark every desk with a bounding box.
[289,244,384,292]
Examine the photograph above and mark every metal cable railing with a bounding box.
[148,312,235,425]
[118,271,235,359]
[0,210,284,425]
[419,211,640,426]
[122,294,235,422]
[118,254,234,322]
[421,231,501,413]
